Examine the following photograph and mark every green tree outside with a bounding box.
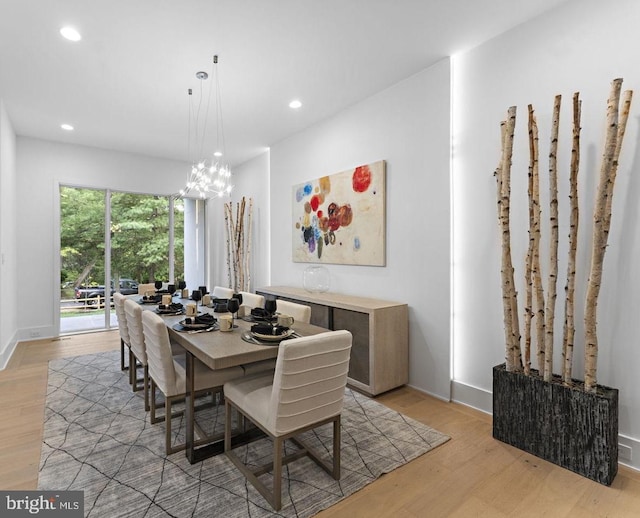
[60,187,184,289]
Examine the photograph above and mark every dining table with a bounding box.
[135,295,328,463]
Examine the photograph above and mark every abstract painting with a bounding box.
[292,160,385,266]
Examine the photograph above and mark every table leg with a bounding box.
[184,349,266,464]
[185,350,196,463]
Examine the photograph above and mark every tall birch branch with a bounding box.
[496,107,522,372]
[544,95,561,381]
[562,92,581,385]
[529,105,546,373]
[584,78,624,392]
[524,110,536,375]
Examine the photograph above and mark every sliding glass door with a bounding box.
[60,186,189,334]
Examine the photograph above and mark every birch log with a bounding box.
[224,203,232,288]
[584,78,624,393]
[544,95,561,382]
[524,111,536,375]
[529,105,546,373]
[496,106,522,372]
[245,198,254,291]
[562,92,581,385]
[604,89,633,234]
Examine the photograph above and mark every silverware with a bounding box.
[242,332,263,345]
[187,326,215,334]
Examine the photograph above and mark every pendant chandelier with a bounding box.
[179,55,233,199]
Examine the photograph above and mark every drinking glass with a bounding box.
[155,280,163,291]
[264,298,277,323]
[167,284,176,297]
[227,297,240,328]
[191,289,202,306]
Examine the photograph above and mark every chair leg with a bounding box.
[273,436,283,511]
[120,339,126,371]
[150,379,158,424]
[333,415,341,479]
[165,396,172,455]
[224,400,232,452]
[129,350,135,385]
[143,365,150,412]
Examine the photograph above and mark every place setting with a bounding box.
[172,312,218,334]
[241,311,300,345]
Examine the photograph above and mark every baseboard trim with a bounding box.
[451,379,640,473]
[451,380,492,414]
[0,331,18,370]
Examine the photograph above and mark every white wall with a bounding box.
[453,0,640,468]
[208,150,270,292]
[269,59,452,398]
[16,137,187,340]
[0,100,18,367]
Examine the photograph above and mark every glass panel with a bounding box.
[59,186,107,333]
[110,192,173,286]
[60,188,190,335]
[173,197,185,283]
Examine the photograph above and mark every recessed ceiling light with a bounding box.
[60,26,82,42]
[289,99,302,109]
[61,124,74,131]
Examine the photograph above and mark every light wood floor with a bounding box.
[2,332,639,517]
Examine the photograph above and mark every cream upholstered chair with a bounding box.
[137,283,155,295]
[141,310,244,454]
[276,299,311,324]
[224,330,353,511]
[238,291,265,310]
[212,286,234,299]
[124,298,151,410]
[113,292,131,373]
[124,298,185,411]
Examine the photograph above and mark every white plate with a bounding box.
[251,328,295,342]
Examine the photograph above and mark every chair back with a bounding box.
[239,291,265,309]
[113,292,130,345]
[212,286,234,299]
[268,330,352,435]
[141,311,180,396]
[276,299,312,324]
[124,298,147,365]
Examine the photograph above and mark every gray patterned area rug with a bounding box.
[39,351,449,517]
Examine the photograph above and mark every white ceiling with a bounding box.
[0,0,570,167]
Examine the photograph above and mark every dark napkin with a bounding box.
[142,293,162,303]
[184,313,216,325]
[251,307,270,319]
[251,323,289,336]
[158,302,183,311]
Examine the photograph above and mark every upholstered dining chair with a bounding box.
[276,299,312,324]
[124,298,152,410]
[141,310,245,454]
[238,291,265,310]
[224,329,353,511]
[113,292,131,373]
[212,286,234,299]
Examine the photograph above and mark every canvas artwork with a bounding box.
[292,160,386,266]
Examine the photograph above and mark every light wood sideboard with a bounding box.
[256,286,408,396]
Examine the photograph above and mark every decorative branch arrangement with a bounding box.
[496,79,633,392]
[224,196,254,293]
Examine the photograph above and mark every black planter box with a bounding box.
[493,364,618,485]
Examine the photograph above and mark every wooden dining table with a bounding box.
[137,297,327,463]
